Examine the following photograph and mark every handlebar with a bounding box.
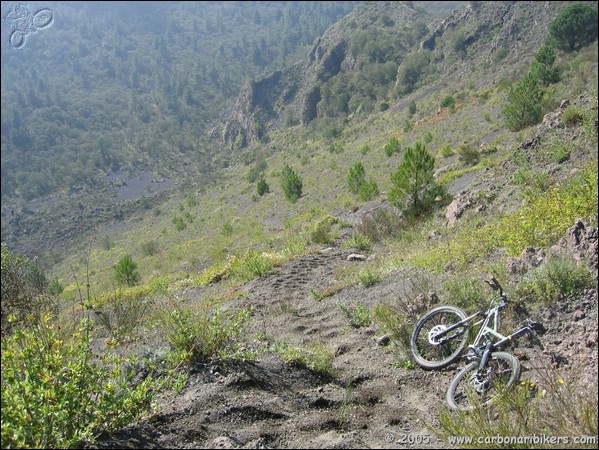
[484,275,507,303]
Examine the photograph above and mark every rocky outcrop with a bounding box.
[420,4,473,51]
[445,193,474,228]
[221,1,574,148]
[551,219,598,276]
[221,2,426,147]
[507,220,598,278]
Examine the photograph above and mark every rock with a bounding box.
[550,219,598,275]
[347,253,367,261]
[445,194,473,227]
[375,334,391,346]
[507,247,546,276]
[211,436,237,449]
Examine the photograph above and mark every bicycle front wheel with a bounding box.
[446,351,521,411]
[410,306,468,370]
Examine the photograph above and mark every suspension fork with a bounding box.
[477,341,494,372]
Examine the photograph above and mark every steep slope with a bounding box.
[222,1,573,146]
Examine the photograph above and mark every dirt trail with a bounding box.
[94,216,598,449]
[94,242,460,449]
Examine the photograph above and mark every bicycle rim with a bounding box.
[410,306,468,370]
[447,351,521,411]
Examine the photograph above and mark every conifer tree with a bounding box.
[503,73,543,131]
[281,165,302,203]
[348,162,366,194]
[114,254,140,287]
[389,142,445,217]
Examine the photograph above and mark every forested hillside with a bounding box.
[1,1,357,201]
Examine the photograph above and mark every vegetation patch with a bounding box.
[514,256,594,304]
[413,162,598,272]
[1,316,165,449]
[273,340,335,378]
[435,371,598,449]
[337,301,372,328]
[156,302,255,364]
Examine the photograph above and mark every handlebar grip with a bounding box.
[484,276,501,291]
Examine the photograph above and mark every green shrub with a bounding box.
[356,208,405,242]
[423,130,434,144]
[172,216,187,231]
[513,168,551,194]
[311,220,336,245]
[441,278,487,310]
[328,143,344,154]
[256,174,270,196]
[384,137,401,157]
[229,250,277,280]
[222,222,233,236]
[441,95,456,109]
[1,318,160,448]
[440,145,455,158]
[515,257,593,304]
[186,193,198,207]
[100,235,114,250]
[408,100,417,117]
[344,233,372,251]
[281,165,303,203]
[48,278,65,296]
[310,284,346,301]
[358,268,381,287]
[158,303,254,363]
[457,143,480,166]
[562,107,585,127]
[93,292,152,342]
[274,340,335,378]
[503,73,543,131]
[436,370,598,449]
[348,162,366,194]
[140,240,160,256]
[338,301,371,328]
[1,245,51,335]
[373,270,435,363]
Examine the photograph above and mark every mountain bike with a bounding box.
[410,276,544,410]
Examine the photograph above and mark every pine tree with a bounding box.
[389,142,445,217]
[348,162,366,194]
[549,3,598,52]
[359,179,379,201]
[529,45,560,86]
[257,173,270,196]
[502,73,543,131]
[114,254,141,287]
[281,165,302,203]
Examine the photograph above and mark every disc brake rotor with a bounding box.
[428,325,447,345]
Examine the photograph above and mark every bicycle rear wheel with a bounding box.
[446,351,521,411]
[410,306,468,370]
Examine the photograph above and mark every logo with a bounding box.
[4,3,54,49]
